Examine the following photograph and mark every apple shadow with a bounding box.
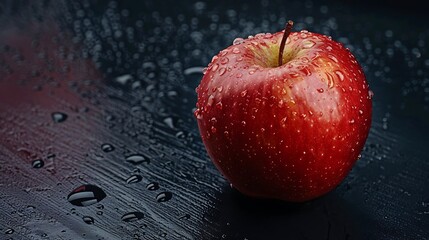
[199,186,371,240]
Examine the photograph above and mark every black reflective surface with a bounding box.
[0,1,428,239]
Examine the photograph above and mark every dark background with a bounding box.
[0,0,428,239]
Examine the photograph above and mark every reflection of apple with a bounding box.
[195,21,372,202]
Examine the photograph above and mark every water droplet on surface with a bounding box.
[51,112,68,123]
[215,102,223,110]
[240,90,247,97]
[126,174,143,184]
[183,66,204,75]
[220,57,229,65]
[32,159,44,168]
[232,47,240,54]
[5,228,14,234]
[233,38,244,45]
[82,216,94,224]
[349,119,355,124]
[121,211,144,222]
[67,185,106,207]
[156,192,173,202]
[302,40,315,48]
[163,117,175,129]
[146,182,159,191]
[126,154,150,165]
[101,143,115,153]
[115,74,133,85]
[317,88,324,93]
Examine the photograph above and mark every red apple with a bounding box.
[195,21,372,202]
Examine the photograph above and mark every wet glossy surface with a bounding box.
[0,1,428,239]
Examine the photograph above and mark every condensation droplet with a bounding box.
[220,57,229,65]
[368,90,374,99]
[232,47,240,54]
[126,154,150,165]
[328,55,339,63]
[302,40,315,48]
[82,216,94,224]
[317,88,324,93]
[126,174,143,184]
[156,192,173,202]
[146,182,159,191]
[211,63,219,72]
[32,159,44,169]
[67,185,106,207]
[335,70,345,81]
[121,212,144,222]
[233,38,244,45]
[219,67,226,76]
[52,112,68,123]
[101,143,115,153]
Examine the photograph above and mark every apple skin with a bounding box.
[195,29,372,202]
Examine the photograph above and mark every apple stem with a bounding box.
[278,20,294,67]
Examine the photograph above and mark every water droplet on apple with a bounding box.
[202,67,207,74]
[207,95,215,106]
[302,40,315,48]
[211,126,217,133]
[220,49,229,56]
[215,102,223,110]
[325,73,335,88]
[335,70,345,81]
[212,63,219,72]
[194,108,203,119]
[328,54,339,63]
[240,90,247,97]
[236,72,243,78]
[232,47,240,54]
[249,70,255,75]
[220,57,229,65]
[317,88,324,93]
[368,90,374,99]
[280,117,287,127]
[263,33,273,39]
[241,121,246,126]
[349,119,355,124]
[233,38,244,45]
[219,67,226,76]
[247,35,254,39]
[359,110,364,115]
